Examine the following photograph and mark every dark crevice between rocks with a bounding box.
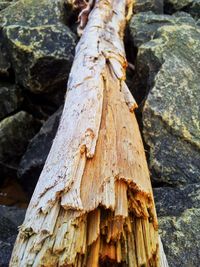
[152,180,176,188]
[164,3,192,15]
[163,3,175,15]
[21,89,64,121]
[125,26,138,65]
[0,67,15,84]
[17,105,63,199]
[133,54,163,106]
[0,109,42,207]
[125,24,151,167]
[125,24,164,183]
[62,1,79,35]
[164,2,200,20]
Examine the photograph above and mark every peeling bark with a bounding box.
[10,0,168,266]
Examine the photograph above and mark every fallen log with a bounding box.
[10,0,168,266]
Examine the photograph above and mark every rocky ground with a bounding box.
[0,0,199,266]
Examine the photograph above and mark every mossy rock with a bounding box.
[3,24,76,93]
[154,184,200,267]
[0,0,66,28]
[129,11,196,48]
[142,24,200,185]
[0,0,76,93]
[129,13,200,185]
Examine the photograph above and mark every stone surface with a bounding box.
[134,0,164,14]
[128,12,196,103]
[154,184,200,267]
[164,0,200,19]
[129,13,200,186]
[0,111,41,180]
[0,205,26,267]
[18,106,63,196]
[129,11,195,48]
[0,0,76,93]
[0,0,66,28]
[0,1,12,12]
[0,82,23,120]
[129,12,200,265]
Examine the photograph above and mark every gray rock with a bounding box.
[0,205,26,267]
[129,11,195,48]
[0,0,67,28]
[0,1,12,11]
[0,111,41,181]
[18,106,63,196]
[164,0,200,19]
[0,0,76,93]
[154,185,200,267]
[130,13,200,185]
[0,82,23,120]
[129,11,200,266]
[134,0,164,14]
[154,184,200,217]
[129,11,196,104]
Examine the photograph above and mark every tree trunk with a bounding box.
[10,0,168,266]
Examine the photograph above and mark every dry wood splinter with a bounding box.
[10,1,169,266]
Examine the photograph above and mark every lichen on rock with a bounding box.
[129,12,200,186]
[0,0,76,93]
[129,10,200,266]
[154,184,200,267]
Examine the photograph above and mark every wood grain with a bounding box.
[10,1,168,266]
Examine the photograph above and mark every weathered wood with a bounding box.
[10,0,168,266]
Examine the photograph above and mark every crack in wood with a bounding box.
[10,1,169,266]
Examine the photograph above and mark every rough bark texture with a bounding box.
[10,1,167,266]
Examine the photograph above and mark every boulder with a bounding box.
[0,82,23,120]
[129,13,200,264]
[164,0,200,19]
[128,12,196,103]
[129,13,200,186]
[18,106,63,196]
[0,0,67,28]
[142,24,200,186]
[0,111,41,181]
[0,0,76,93]
[134,0,164,14]
[0,205,26,267]
[154,184,200,267]
[129,11,195,48]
